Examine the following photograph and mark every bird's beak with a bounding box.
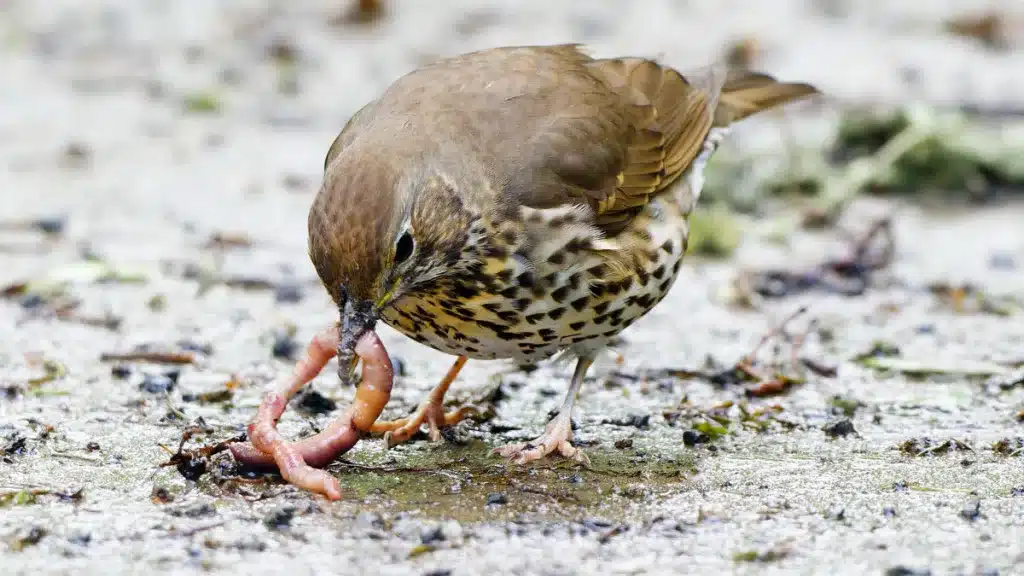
[336,296,379,387]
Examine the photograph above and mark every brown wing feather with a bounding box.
[581,58,819,235]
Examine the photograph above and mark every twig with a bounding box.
[100,351,196,364]
[163,520,228,539]
[740,306,808,366]
[746,216,895,299]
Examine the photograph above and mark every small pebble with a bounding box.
[885,567,931,576]
[485,492,507,506]
[614,438,633,449]
[175,455,206,482]
[567,473,584,485]
[296,389,337,414]
[272,334,297,360]
[168,503,217,518]
[176,340,213,355]
[85,441,100,452]
[263,506,297,530]
[420,525,445,544]
[604,414,650,429]
[34,216,67,235]
[111,364,132,379]
[356,512,385,530]
[274,282,304,304]
[989,252,1015,270]
[139,374,175,394]
[960,498,981,521]
[19,294,45,309]
[682,430,709,446]
[390,355,407,377]
[822,418,856,438]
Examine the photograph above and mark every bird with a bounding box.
[309,44,819,465]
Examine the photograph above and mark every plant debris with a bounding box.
[733,547,789,563]
[158,422,242,482]
[202,231,253,249]
[706,305,826,397]
[991,438,1024,457]
[928,282,1020,316]
[0,487,83,507]
[100,350,197,365]
[899,437,974,456]
[861,356,1010,377]
[7,526,47,552]
[0,216,67,237]
[333,0,386,26]
[822,418,857,438]
[944,12,1012,51]
[742,217,894,299]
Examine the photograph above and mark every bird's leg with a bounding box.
[370,355,480,448]
[492,355,594,466]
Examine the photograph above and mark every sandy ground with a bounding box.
[2,1,1024,575]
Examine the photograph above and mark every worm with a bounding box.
[227,326,393,500]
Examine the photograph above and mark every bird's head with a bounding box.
[308,138,473,383]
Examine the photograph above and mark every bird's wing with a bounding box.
[511,48,818,236]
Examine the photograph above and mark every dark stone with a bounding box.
[271,334,297,360]
[884,568,931,576]
[960,499,982,521]
[614,438,633,449]
[176,455,206,482]
[420,525,445,544]
[485,492,507,506]
[111,364,132,380]
[168,503,217,518]
[139,374,175,394]
[682,430,709,446]
[603,414,650,429]
[274,282,304,304]
[823,418,857,438]
[296,389,336,414]
[263,506,297,530]
[19,294,45,309]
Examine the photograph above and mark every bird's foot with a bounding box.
[492,412,590,467]
[371,399,481,448]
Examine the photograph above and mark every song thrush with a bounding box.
[310,44,819,464]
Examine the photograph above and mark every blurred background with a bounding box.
[1,1,1023,574]
[2,0,1022,279]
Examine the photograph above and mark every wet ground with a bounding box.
[2,1,1024,575]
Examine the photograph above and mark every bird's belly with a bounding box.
[380,201,690,362]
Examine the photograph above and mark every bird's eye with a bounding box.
[394,231,414,264]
